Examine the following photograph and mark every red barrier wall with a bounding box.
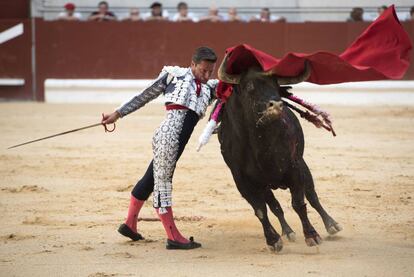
[0,0,30,19]
[0,20,33,100]
[1,19,413,101]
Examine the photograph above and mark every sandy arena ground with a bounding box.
[0,103,413,276]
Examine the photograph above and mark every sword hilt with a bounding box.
[101,113,116,133]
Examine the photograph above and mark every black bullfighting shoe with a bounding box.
[166,237,202,250]
[118,223,144,241]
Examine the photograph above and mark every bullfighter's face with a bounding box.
[191,60,216,84]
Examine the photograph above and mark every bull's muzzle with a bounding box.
[267,100,283,110]
[256,100,283,127]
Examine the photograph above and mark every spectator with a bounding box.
[57,3,82,21]
[145,2,169,21]
[250,8,285,22]
[377,5,388,17]
[172,2,197,22]
[88,1,117,21]
[225,7,243,22]
[347,7,364,22]
[407,6,414,21]
[199,6,223,22]
[123,8,143,21]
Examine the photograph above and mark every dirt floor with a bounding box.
[0,103,413,277]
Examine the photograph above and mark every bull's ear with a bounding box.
[276,61,311,85]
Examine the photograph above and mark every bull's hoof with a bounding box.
[286,231,296,242]
[327,223,343,235]
[268,239,283,253]
[305,235,322,247]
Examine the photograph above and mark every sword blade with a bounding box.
[7,123,103,149]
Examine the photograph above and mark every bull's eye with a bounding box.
[246,81,254,91]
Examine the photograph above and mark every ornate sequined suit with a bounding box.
[117,66,218,213]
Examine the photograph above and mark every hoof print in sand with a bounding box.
[104,252,134,259]
[2,185,48,193]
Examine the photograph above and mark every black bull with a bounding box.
[216,56,342,252]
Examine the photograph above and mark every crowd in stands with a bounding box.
[346,5,414,21]
[57,1,414,23]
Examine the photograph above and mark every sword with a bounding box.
[7,114,116,149]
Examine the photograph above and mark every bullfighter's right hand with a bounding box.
[102,111,120,125]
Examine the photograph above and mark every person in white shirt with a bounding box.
[407,6,414,21]
[123,8,143,22]
[57,3,82,21]
[199,5,223,22]
[250,7,285,23]
[172,2,197,22]
[224,7,244,22]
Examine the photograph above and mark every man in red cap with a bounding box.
[57,3,82,21]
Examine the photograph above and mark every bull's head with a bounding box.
[218,54,311,127]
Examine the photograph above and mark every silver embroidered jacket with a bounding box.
[117,66,219,118]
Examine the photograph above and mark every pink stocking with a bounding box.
[156,207,189,244]
[125,195,144,233]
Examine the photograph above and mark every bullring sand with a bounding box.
[0,103,413,276]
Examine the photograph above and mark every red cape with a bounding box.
[223,5,412,86]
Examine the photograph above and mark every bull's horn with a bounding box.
[276,61,311,85]
[217,54,241,84]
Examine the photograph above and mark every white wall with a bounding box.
[44,79,414,106]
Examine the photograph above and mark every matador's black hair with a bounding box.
[192,47,217,64]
